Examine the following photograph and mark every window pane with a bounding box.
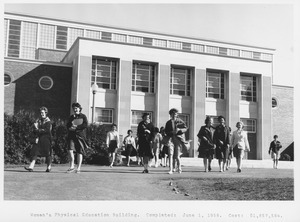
[91,57,117,90]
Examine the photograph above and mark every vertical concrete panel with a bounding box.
[228,72,240,130]
[70,56,79,114]
[118,60,132,137]
[77,56,92,121]
[156,64,170,127]
[193,69,206,157]
[259,76,272,159]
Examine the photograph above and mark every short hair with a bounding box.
[274,135,278,139]
[236,121,244,128]
[111,123,117,128]
[142,112,150,119]
[39,106,48,114]
[218,115,225,121]
[127,129,133,134]
[205,116,212,125]
[169,108,179,115]
[72,102,82,111]
[154,127,159,133]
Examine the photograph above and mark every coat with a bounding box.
[30,117,52,157]
[66,113,89,154]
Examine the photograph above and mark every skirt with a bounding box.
[108,140,118,153]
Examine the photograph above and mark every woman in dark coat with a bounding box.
[24,107,52,172]
[66,102,89,173]
[137,113,154,173]
[197,116,215,172]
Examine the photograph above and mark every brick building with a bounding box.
[3,12,294,160]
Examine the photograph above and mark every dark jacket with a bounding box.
[165,118,187,139]
[213,124,230,149]
[269,140,282,153]
[197,125,214,149]
[67,113,88,143]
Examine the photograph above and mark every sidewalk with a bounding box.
[180,157,294,169]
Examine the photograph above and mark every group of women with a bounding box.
[25,102,88,173]
[24,103,250,174]
[197,116,250,173]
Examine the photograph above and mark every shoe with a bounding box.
[237,169,241,173]
[145,169,149,173]
[205,169,208,172]
[178,168,182,174]
[109,165,113,168]
[75,169,81,174]
[208,166,212,171]
[66,168,75,173]
[24,166,33,172]
[173,168,177,172]
[168,170,173,174]
[45,168,51,172]
[142,169,149,173]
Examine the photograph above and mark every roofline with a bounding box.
[272,84,294,89]
[4,57,73,67]
[4,11,276,52]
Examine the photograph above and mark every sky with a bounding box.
[3,2,296,87]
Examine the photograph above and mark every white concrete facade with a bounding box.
[63,38,273,159]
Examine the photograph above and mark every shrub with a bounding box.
[4,111,109,165]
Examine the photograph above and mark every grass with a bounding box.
[168,177,294,200]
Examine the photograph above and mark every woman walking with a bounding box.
[268,135,282,169]
[66,102,89,173]
[197,116,215,172]
[231,121,250,173]
[137,113,154,173]
[25,107,52,172]
[165,108,188,174]
[213,116,230,172]
[123,129,137,166]
[106,124,120,168]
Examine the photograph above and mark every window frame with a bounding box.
[240,74,257,102]
[4,73,13,86]
[240,118,256,133]
[39,76,53,90]
[170,66,191,96]
[132,62,156,93]
[91,57,118,90]
[131,110,153,126]
[94,108,114,124]
[206,70,225,99]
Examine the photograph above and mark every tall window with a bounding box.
[240,75,257,102]
[132,62,155,93]
[170,67,191,96]
[56,26,68,50]
[91,57,117,90]
[206,71,225,99]
[95,108,113,124]
[39,23,55,49]
[7,19,21,58]
[21,21,38,59]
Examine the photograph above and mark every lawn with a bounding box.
[168,177,294,200]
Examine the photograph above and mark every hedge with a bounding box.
[4,110,114,165]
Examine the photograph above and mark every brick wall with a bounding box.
[4,60,72,119]
[36,48,67,62]
[272,85,294,152]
